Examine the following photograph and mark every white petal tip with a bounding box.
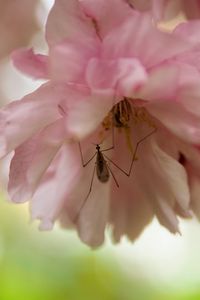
[9,188,32,203]
[39,220,54,231]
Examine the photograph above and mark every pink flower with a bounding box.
[3,0,200,247]
[0,0,40,60]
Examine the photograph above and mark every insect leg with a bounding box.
[78,142,97,167]
[73,165,96,222]
[107,163,119,188]
[103,128,157,177]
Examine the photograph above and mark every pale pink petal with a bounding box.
[79,0,133,38]
[65,90,114,139]
[0,83,64,157]
[103,14,193,68]
[178,85,200,117]
[31,144,81,230]
[110,126,189,237]
[174,53,200,74]
[175,203,193,219]
[189,174,200,219]
[77,176,110,248]
[12,48,49,79]
[62,137,112,247]
[151,0,180,20]
[46,0,96,46]
[135,64,179,101]
[180,146,200,177]
[110,173,153,242]
[152,199,180,234]
[49,38,99,83]
[86,57,147,96]
[148,101,200,143]
[8,119,66,203]
[151,138,190,212]
[174,20,200,44]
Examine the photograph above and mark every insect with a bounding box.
[74,127,156,221]
[78,140,119,197]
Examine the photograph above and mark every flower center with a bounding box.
[112,98,132,128]
[102,98,155,131]
[101,98,156,153]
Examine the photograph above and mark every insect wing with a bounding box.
[96,152,109,183]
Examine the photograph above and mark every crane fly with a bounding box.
[74,126,156,222]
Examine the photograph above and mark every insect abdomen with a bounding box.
[96,152,109,183]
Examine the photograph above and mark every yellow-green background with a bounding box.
[1,195,200,300]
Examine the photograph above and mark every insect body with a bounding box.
[96,145,109,182]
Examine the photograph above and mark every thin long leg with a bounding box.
[103,128,156,177]
[78,142,97,167]
[73,165,96,222]
[107,164,119,188]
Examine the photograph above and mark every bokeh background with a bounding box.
[1,1,200,299]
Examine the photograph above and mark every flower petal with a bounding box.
[152,135,190,212]
[190,174,200,219]
[8,119,66,203]
[135,64,179,101]
[65,90,114,139]
[12,48,49,79]
[175,19,200,43]
[79,0,133,38]
[77,178,110,248]
[110,126,189,236]
[148,101,200,143]
[31,144,82,230]
[0,83,64,157]
[86,57,147,96]
[46,0,96,46]
[103,13,193,68]
[49,38,99,83]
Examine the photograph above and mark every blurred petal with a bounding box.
[12,48,49,79]
[46,0,96,46]
[8,119,66,203]
[65,90,114,139]
[77,178,110,248]
[49,38,99,83]
[0,83,64,157]
[135,64,179,101]
[103,14,193,68]
[148,101,200,143]
[190,174,200,219]
[31,144,81,229]
[79,0,133,37]
[86,57,147,96]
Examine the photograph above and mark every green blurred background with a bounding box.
[1,195,200,300]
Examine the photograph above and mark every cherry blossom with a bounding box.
[3,0,200,247]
